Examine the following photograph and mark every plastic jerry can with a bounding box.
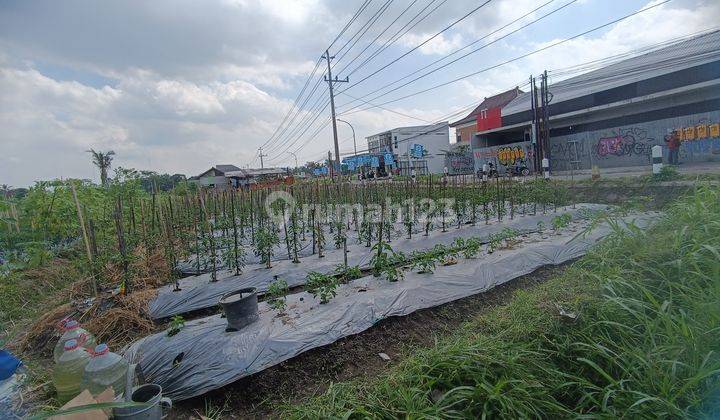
[53,320,96,363]
[53,339,91,404]
[81,344,129,397]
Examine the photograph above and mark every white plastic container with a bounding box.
[53,320,96,363]
[80,343,129,397]
[53,339,91,404]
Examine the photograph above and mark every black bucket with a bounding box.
[219,287,259,332]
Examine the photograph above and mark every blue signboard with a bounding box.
[313,167,329,176]
[384,153,395,166]
[371,156,380,168]
[412,144,424,158]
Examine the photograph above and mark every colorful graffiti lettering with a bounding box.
[592,127,654,159]
[497,146,526,166]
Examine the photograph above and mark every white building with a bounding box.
[366,122,450,175]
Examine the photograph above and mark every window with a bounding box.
[480,109,488,119]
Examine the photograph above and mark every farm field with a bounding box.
[1,175,718,418]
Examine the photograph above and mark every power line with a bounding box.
[259,58,323,150]
[333,0,396,68]
[339,0,494,92]
[252,0,374,164]
[327,0,373,51]
[336,0,561,110]
[344,0,449,77]
[339,0,673,116]
[335,0,422,75]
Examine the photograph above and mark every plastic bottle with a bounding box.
[53,320,96,363]
[53,339,91,404]
[81,344,129,397]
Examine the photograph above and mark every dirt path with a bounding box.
[174,263,572,419]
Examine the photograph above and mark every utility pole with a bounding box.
[258,147,267,169]
[322,49,349,178]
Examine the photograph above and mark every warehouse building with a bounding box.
[469,30,720,173]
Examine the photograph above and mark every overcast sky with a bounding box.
[1,0,718,186]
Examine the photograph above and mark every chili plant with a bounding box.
[370,242,405,282]
[167,315,185,337]
[267,276,289,313]
[254,225,279,268]
[410,250,436,274]
[306,271,338,304]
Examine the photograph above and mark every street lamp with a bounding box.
[288,152,297,169]
[336,118,357,157]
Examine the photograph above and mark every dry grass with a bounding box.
[13,245,171,358]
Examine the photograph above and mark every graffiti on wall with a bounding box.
[591,127,655,160]
[497,146,526,166]
[473,141,534,173]
[445,153,475,175]
[677,120,720,159]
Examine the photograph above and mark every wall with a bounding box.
[549,110,720,171]
[198,174,230,188]
[394,125,450,174]
[445,152,475,175]
[472,139,535,174]
[455,123,476,144]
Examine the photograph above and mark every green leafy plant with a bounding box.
[651,164,680,182]
[336,264,362,282]
[454,237,482,258]
[306,271,338,304]
[410,250,436,274]
[267,276,289,313]
[551,213,572,232]
[370,242,405,282]
[167,315,185,337]
[254,225,279,268]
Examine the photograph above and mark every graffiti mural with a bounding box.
[472,140,534,174]
[445,153,475,175]
[591,127,655,160]
[497,146,526,166]
[678,119,720,160]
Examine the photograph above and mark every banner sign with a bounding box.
[411,144,424,158]
[384,153,395,166]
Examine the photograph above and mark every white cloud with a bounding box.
[0,0,717,184]
[399,32,465,55]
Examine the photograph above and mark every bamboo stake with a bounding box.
[70,182,98,296]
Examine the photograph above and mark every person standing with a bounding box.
[665,129,680,165]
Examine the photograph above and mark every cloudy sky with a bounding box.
[1,0,718,186]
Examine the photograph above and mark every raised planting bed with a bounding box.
[125,211,658,401]
[149,203,610,319]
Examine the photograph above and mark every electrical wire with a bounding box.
[339,0,674,116]
[336,0,563,109]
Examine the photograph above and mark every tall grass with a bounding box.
[283,186,720,418]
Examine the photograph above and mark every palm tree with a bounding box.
[87,149,115,186]
[0,184,11,199]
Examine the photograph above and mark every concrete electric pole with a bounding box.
[322,49,348,178]
[258,147,268,169]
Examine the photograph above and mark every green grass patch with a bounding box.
[282,186,720,418]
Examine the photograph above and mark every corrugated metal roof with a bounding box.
[215,164,241,173]
[502,29,720,117]
[224,168,286,178]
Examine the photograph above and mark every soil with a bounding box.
[174,262,572,419]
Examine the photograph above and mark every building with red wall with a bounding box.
[449,87,522,145]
